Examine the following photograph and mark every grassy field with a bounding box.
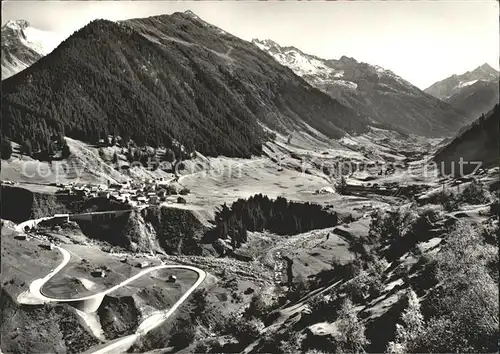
[1,223,61,298]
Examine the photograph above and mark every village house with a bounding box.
[91,269,107,278]
[99,191,110,198]
[109,183,123,190]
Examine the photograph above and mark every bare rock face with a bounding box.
[97,295,140,340]
[1,20,61,79]
[425,63,499,100]
[425,63,499,121]
[0,185,70,223]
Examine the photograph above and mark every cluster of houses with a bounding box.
[54,177,188,207]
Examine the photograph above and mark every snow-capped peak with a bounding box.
[252,38,281,49]
[3,19,30,31]
[183,10,201,20]
[2,19,62,56]
[2,19,65,79]
[470,63,499,79]
[253,37,415,92]
[252,38,346,83]
[425,62,499,100]
[457,79,478,88]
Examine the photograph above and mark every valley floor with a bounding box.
[1,130,498,354]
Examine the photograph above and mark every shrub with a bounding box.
[220,314,262,345]
[1,137,12,159]
[386,289,424,354]
[190,289,212,326]
[168,318,196,349]
[179,187,190,195]
[286,275,311,302]
[369,206,418,241]
[163,184,178,195]
[335,298,370,352]
[244,293,268,320]
[432,180,491,211]
[370,206,419,260]
[276,331,304,354]
[411,204,444,241]
[261,330,303,354]
[481,218,499,249]
[193,341,209,353]
[419,221,500,353]
[460,179,491,205]
[432,188,461,211]
[307,293,341,322]
[342,268,384,302]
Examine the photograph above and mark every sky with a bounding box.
[2,0,499,89]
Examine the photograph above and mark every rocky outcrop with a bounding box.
[76,205,207,255]
[141,205,207,255]
[0,185,71,223]
[0,287,99,353]
[97,295,140,340]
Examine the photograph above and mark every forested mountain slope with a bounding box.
[434,104,499,175]
[1,11,369,158]
[444,80,499,121]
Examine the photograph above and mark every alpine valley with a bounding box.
[1,9,498,354]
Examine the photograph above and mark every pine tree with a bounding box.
[1,137,13,160]
[336,298,370,353]
[337,176,347,194]
[127,149,134,163]
[164,148,175,163]
[62,141,71,158]
[21,140,33,156]
[386,289,424,354]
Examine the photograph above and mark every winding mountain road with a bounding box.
[15,221,206,354]
[13,158,270,353]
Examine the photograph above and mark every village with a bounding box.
[52,176,190,208]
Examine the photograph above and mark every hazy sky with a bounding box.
[2,0,499,89]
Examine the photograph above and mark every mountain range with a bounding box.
[1,20,61,79]
[1,13,496,160]
[434,103,499,175]
[424,63,499,120]
[252,38,469,137]
[1,12,369,158]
